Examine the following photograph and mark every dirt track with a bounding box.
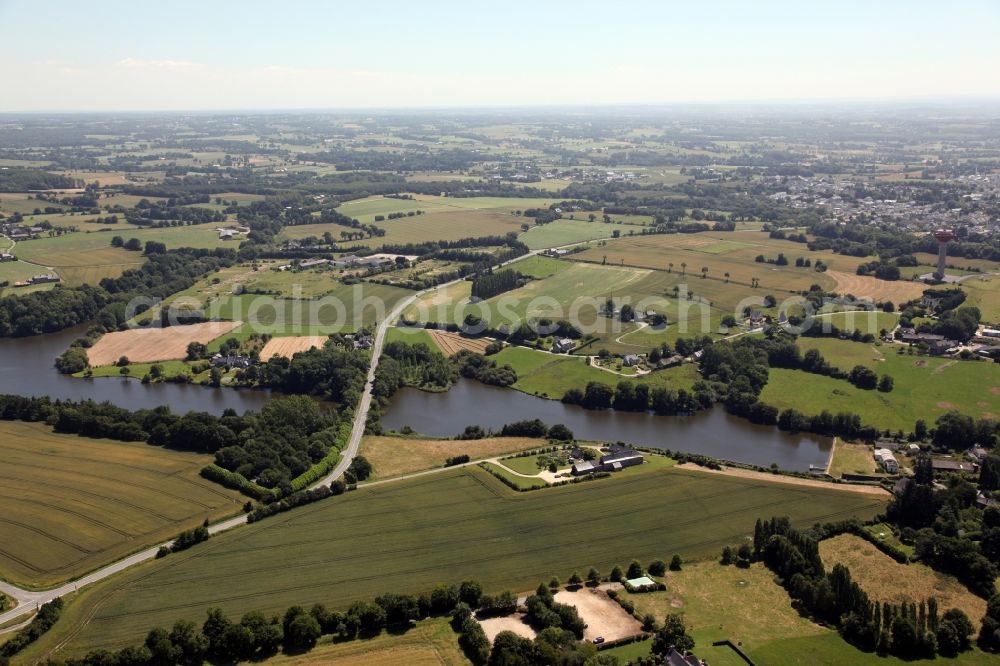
[259,335,327,360]
[86,321,242,366]
[676,463,889,496]
[427,329,490,356]
[826,270,926,303]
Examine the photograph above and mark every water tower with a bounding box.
[932,229,954,280]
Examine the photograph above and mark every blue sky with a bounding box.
[0,0,997,111]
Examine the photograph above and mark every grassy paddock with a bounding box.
[360,435,545,479]
[31,465,884,656]
[0,421,242,588]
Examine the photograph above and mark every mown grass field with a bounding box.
[360,435,544,478]
[30,465,884,657]
[760,338,1000,431]
[0,421,243,588]
[961,273,1000,324]
[827,441,878,478]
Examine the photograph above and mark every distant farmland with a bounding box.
[0,422,242,588]
[39,465,884,656]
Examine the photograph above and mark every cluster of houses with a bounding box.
[13,273,60,287]
[216,225,250,241]
[343,333,374,350]
[876,439,983,476]
[290,253,417,272]
[897,328,960,355]
[571,447,644,476]
[210,353,253,370]
[0,222,45,240]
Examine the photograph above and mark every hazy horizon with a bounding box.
[1,0,998,112]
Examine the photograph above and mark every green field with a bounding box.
[518,219,632,249]
[9,226,231,286]
[208,282,411,334]
[811,310,899,336]
[493,345,700,399]
[760,338,1000,432]
[28,464,884,657]
[0,421,242,589]
[572,231,872,294]
[407,260,738,352]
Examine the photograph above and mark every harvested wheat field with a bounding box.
[820,534,986,626]
[0,421,242,588]
[86,321,242,366]
[360,435,544,478]
[259,335,328,360]
[428,329,491,355]
[826,270,927,303]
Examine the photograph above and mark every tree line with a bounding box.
[1,248,235,338]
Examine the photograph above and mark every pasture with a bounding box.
[572,231,872,294]
[360,435,544,478]
[32,464,884,656]
[259,335,329,360]
[10,226,228,286]
[760,338,1000,432]
[493,345,701,399]
[622,561,827,664]
[280,209,526,247]
[0,421,242,588]
[86,321,243,366]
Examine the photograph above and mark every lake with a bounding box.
[382,379,833,472]
[0,327,271,414]
[0,328,832,470]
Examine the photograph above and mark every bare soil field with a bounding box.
[360,435,544,478]
[478,613,537,643]
[427,329,491,355]
[259,335,328,360]
[86,321,242,366]
[820,534,986,627]
[826,270,927,303]
[554,587,643,642]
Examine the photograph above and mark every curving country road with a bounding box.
[0,239,612,630]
